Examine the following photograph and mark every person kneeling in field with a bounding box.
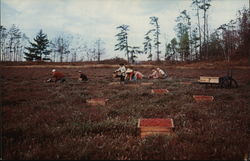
[114,63,126,82]
[157,67,168,79]
[148,68,160,79]
[133,70,144,80]
[78,70,88,82]
[125,68,144,81]
[47,69,66,83]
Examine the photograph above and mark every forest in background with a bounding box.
[0,0,249,64]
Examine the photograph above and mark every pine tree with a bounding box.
[143,35,153,61]
[192,0,202,59]
[148,16,161,61]
[199,0,211,59]
[24,29,51,61]
[176,10,190,61]
[165,43,172,60]
[115,25,130,62]
[129,46,143,64]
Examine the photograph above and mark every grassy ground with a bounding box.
[1,65,250,160]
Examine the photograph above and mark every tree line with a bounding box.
[115,0,250,63]
[0,25,105,62]
[1,0,249,63]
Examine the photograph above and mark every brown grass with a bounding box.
[1,63,250,160]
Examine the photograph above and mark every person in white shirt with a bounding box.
[114,63,126,81]
[148,68,160,79]
[156,67,167,79]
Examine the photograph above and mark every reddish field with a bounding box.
[1,62,250,160]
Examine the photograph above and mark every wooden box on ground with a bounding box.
[86,98,109,106]
[151,89,169,94]
[138,118,174,138]
[198,76,220,84]
[193,95,214,102]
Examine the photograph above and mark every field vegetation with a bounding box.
[1,60,250,160]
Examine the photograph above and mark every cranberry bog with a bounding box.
[1,62,250,160]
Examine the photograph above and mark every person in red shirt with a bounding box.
[125,68,144,81]
[125,68,134,81]
[134,70,143,80]
[51,69,66,83]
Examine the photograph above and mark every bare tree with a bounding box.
[51,34,71,62]
[192,0,202,59]
[94,39,105,62]
[69,34,86,62]
[7,24,21,61]
[0,26,8,61]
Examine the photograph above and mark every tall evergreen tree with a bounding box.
[147,16,161,61]
[165,38,178,60]
[129,46,143,64]
[115,25,130,62]
[165,43,172,60]
[192,0,202,59]
[176,10,190,61]
[170,38,178,60]
[24,29,51,61]
[238,8,250,57]
[191,28,200,60]
[143,35,153,61]
[199,0,211,59]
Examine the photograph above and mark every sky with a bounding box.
[1,0,249,61]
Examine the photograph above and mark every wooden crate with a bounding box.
[151,89,169,94]
[198,76,220,84]
[138,118,174,138]
[193,95,214,102]
[86,98,109,106]
[141,82,154,86]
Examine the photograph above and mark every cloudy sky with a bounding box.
[1,0,249,61]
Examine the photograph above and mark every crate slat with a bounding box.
[140,127,173,132]
[138,118,174,138]
[198,76,220,84]
[141,131,173,137]
[86,98,109,106]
